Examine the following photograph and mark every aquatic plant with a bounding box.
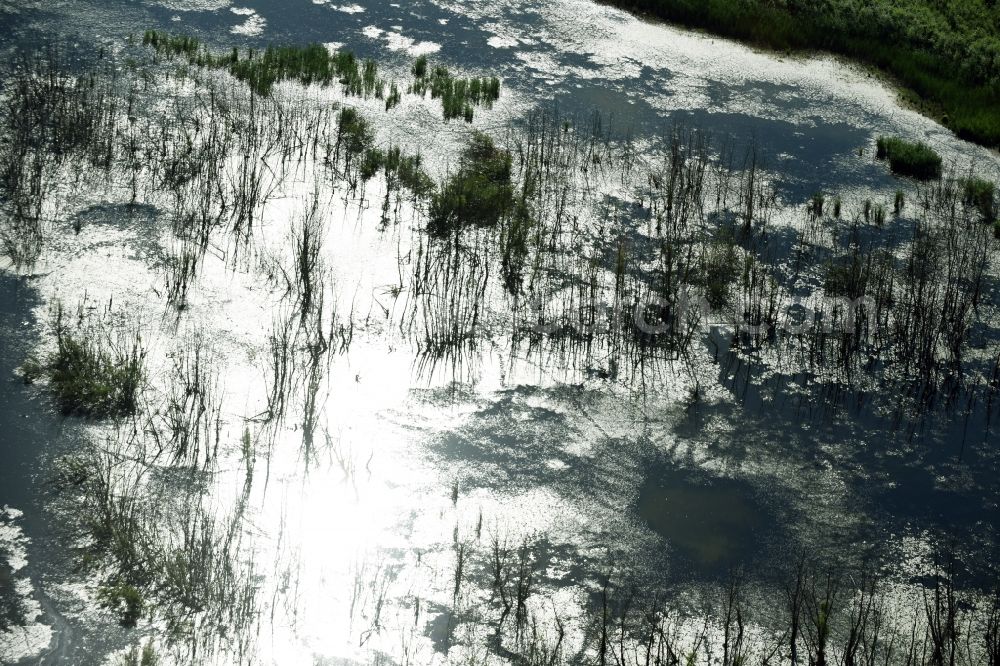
[963,176,996,221]
[98,582,144,627]
[164,239,199,310]
[428,131,514,235]
[0,559,27,631]
[335,107,375,173]
[118,642,159,666]
[872,203,886,226]
[809,192,824,218]
[62,428,260,661]
[412,54,428,79]
[144,31,386,99]
[0,50,121,268]
[40,304,146,418]
[411,58,501,122]
[385,82,401,110]
[702,240,740,309]
[161,338,221,465]
[142,30,200,59]
[875,136,942,179]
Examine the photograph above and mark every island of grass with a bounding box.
[429,132,514,236]
[601,0,1000,148]
[875,136,942,180]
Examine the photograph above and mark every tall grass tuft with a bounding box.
[875,136,942,180]
[963,176,996,221]
[411,58,501,122]
[39,304,146,418]
[429,132,514,235]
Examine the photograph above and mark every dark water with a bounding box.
[637,467,769,573]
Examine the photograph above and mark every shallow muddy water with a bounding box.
[1,0,999,664]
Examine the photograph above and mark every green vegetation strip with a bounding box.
[143,31,501,122]
[143,31,383,97]
[601,0,1000,148]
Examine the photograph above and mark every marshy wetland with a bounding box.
[1,0,1000,664]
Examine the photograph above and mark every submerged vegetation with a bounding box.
[601,0,1000,147]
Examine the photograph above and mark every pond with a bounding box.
[1,0,999,663]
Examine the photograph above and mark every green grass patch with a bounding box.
[962,176,996,221]
[876,136,942,180]
[411,57,501,122]
[32,305,145,418]
[429,131,514,235]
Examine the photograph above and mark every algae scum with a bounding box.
[1,0,1000,664]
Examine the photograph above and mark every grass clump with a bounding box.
[809,192,824,217]
[962,176,996,221]
[99,582,144,627]
[411,58,501,122]
[429,132,514,235]
[36,305,145,418]
[875,136,942,180]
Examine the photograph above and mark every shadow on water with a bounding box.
[0,273,121,664]
[636,466,769,576]
[0,274,48,516]
[700,327,1000,584]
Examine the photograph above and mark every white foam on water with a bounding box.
[153,0,231,11]
[230,7,265,36]
[0,507,52,663]
[364,25,442,56]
